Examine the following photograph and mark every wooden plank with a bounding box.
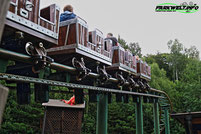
[192,118,201,124]
[0,84,9,127]
[0,0,11,41]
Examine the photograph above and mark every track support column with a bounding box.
[0,59,8,73]
[153,101,160,134]
[164,106,170,134]
[136,96,143,134]
[96,93,108,134]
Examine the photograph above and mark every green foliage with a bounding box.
[108,101,135,133]
[118,35,142,57]
[0,91,43,134]
[118,35,128,49]
[128,42,142,57]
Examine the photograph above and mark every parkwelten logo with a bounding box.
[155,2,199,13]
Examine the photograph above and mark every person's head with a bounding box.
[63,5,74,12]
[107,33,113,38]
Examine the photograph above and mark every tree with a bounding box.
[118,35,128,49]
[185,45,200,59]
[129,42,142,57]
[118,35,142,57]
[167,39,187,81]
[145,53,172,79]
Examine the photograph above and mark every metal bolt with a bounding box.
[39,42,43,48]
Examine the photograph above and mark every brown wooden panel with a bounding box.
[32,0,39,23]
[9,4,15,13]
[68,24,76,45]
[132,56,137,70]
[48,22,54,31]
[49,5,55,23]
[120,50,124,64]
[17,0,23,16]
[147,65,151,77]
[137,61,140,73]
[55,10,60,33]
[84,27,88,47]
[192,118,201,124]
[58,26,67,46]
[112,49,119,64]
[78,24,81,45]
[57,23,77,46]
[17,0,39,23]
[40,19,54,31]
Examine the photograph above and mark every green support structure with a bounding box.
[0,59,8,73]
[164,106,170,134]
[153,102,160,134]
[136,96,143,134]
[96,93,108,134]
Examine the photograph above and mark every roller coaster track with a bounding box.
[0,48,173,133]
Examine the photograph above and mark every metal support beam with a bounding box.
[136,96,143,134]
[164,106,170,134]
[0,84,9,128]
[153,102,160,134]
[0,59,8,73]
[96,93,108,134]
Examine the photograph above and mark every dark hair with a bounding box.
[63,5,73,12]
[107,33,113,36]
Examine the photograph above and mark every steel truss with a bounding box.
[0,73,163,98]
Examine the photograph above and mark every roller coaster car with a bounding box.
[136,59,151,90]
[88,29,104,53]
[137,59,151,81]
[106,45,137,77]
[47,17,112,69]
[3,0,60,47]
[88,29,112,59]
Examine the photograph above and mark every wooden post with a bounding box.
[0,84,9,128]
[0,0,10,41]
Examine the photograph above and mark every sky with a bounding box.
[41,0,201,57]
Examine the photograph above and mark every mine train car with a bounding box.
[1,0,151,88]
[0,0,61,104]
[2,0,60,47]
[47,17,113,71]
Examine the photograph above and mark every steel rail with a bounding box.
[0,73,164,98]
[150,88,173,113]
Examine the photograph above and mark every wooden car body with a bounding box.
[4,0,60,45]
[106,45,137,76]
[88,29,104,53]
[47,17,112,66]
[102,39,112,58]
[137,59,151,81]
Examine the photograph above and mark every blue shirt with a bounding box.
[60,11,76,22]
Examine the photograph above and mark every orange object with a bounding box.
[61,96,75,105]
